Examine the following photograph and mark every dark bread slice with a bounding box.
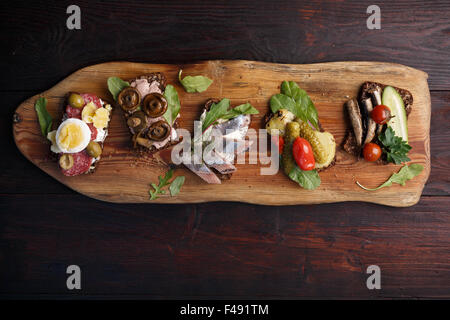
[123,72,179,155]
[55,93,113,175]
[343,81,413,159]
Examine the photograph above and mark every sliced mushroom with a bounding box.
[362,98,377,145]
[118,87,141,112]
[142,93,168,118]
[132,131,153,149]
[147,119,171,141]
[345,99,363,147]
[126,111,148,133]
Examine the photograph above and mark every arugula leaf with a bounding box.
[379,127,411,164]
[169,176,185,196]
[288,166,321,190]
[34,97,53,137]
[221,102,259,120]
[178,69,213,93]
[163,84,181,125]
[271,81,319,130]
[201,98,230,131]
[107,77,130,101]
[149,169,174,200]
[357,163,423,191]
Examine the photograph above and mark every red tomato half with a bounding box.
[271,135,285,155]
[292,137,315,171]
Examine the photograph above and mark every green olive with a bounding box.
[86,141,102,158]
[68,92,84,109]
[59,154,74,170]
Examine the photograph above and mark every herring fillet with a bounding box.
[184,162,222,184]
[345,99,363,146]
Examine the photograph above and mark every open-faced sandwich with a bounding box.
[182,98,259,184]
[107,73,180,154]
[45,93,112,176]
[344,81,412,164]
[265,81,336,190]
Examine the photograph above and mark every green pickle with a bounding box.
[282,121,300,175]
[296,120,327,164]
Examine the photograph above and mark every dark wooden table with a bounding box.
[1,0,449,299]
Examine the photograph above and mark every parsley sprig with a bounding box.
[378,127,411,164]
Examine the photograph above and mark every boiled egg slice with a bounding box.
[56,118,91,153]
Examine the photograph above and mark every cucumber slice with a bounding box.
[382,86,408,142]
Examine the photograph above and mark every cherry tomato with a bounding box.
[272,135,284,155]
[292,137,315,171]
[363,142,382,162]
[371,104,391,125]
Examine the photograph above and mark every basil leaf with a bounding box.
[178,70,213,93]
[357,163,423,191]
[163,85,181,125]
[221,102,259,120]
[34,97,53,137]
[288,166,321,190]
[270,94,296,114]
[301,94,319,130]
[201,98,230,131]
[169,176,185,196]
[281,81,302,100]
[274,82,320,130]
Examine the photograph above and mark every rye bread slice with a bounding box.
[55,93,113,175]
[343,81,413,158]
[123,72,179,155]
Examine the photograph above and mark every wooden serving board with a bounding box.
[13,60,430,206]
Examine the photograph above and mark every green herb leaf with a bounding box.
[271,82,320,130]
[379,127,412,164]
[270,94,296,114]
[201,98,230,131]
[162,84,181,125]
[288,166,321,190]
[149,169,174,200]
[281,80,302,101]
[107,77,130,101]
[169,176,185,196]
[178,69,213,93]
[221,102,259,120]
[357,163,424,191]
[34,97,53,137]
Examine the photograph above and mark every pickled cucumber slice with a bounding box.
[297,121,327,164]
[314,131,335,170]
[295,119,335,169]
[282,121,300,175]
[382,86,408,143]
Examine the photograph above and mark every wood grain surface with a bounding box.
[13,60,430,206]
[1,0,449,299]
